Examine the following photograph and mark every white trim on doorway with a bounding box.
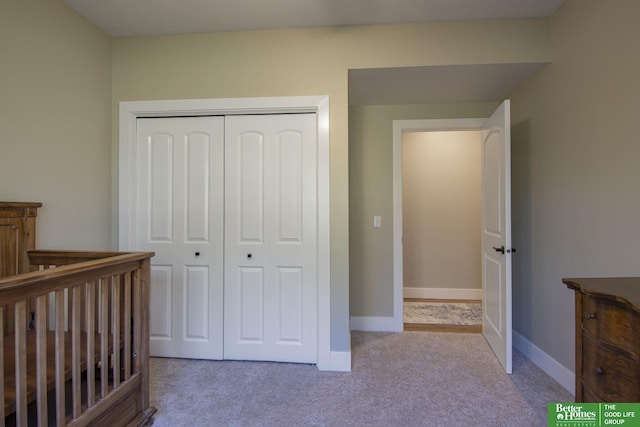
[118,96,335,371]
[392,118,485,331]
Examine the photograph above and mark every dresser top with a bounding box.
[563,277,640,312]
[0,202,43,208]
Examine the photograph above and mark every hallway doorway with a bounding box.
[401,130,482,332]
[393,102,514,373]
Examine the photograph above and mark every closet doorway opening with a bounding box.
[118,96,335,371]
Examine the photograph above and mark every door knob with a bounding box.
[247,253,252,259]
[195,252,200,257]
[492,246,505,254]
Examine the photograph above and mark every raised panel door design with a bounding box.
[481,100,512,374]
[239,132,264,243]
[136,117,224,360]
[482,130,502,236]
[239,267,264,342]
[483,254,502,335]
[134,114,318,363]
[147,133,173,242]
[184,133,210,242]
[225,114,317,363]
[276,131,303,243]
[184,265,209,341]
[150,265,172,339]
[277,267,303,343]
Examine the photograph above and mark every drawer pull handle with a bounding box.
[586,312,597,320]
[596,367,604,376]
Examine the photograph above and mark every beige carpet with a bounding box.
[404,301,482,325]
[149,331,573,426]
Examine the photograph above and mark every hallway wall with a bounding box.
[402,131,481,295]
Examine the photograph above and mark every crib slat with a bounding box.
[112,276,121,388]
[86,281,96,408]
[123,273,132,380]
[1,250,155,426]
[36,295,48,427]
[140,257,151,410]
[100,278,109,398]
[15,300,27,427]
[0,306,5,423]
[72,285,82,418]
[133,267,142,376]
[55,290,66,427]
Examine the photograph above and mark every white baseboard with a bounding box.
[350,316,400,332]
[513,331,575,395]
[323,350,351,372]
[404,287,482,300]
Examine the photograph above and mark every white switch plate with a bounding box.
[373,216,382,228]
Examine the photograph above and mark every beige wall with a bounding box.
[402,131,481,291]
[0,1,112,250]
[112,21,550,351]
[510,0,640,370]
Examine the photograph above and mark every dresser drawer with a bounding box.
[583,294,640,358]
[581,387,602,403]
[582,335,640,402]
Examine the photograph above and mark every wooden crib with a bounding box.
[1,202,156,426]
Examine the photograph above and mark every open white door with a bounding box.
[481,100,512,374]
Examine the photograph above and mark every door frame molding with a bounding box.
[391,118,485,331]
[119,96,331,370]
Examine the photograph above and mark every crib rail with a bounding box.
[0,250,154,427]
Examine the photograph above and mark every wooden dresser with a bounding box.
[0,201,41,278]
[563,277,640,402]
[0,202,42,335]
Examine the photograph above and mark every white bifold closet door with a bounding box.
[136,116,225,360]
[136,113,318,364]
[224,114,318,364]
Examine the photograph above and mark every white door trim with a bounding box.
[392,118,485,331]
[119,96,332,370]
